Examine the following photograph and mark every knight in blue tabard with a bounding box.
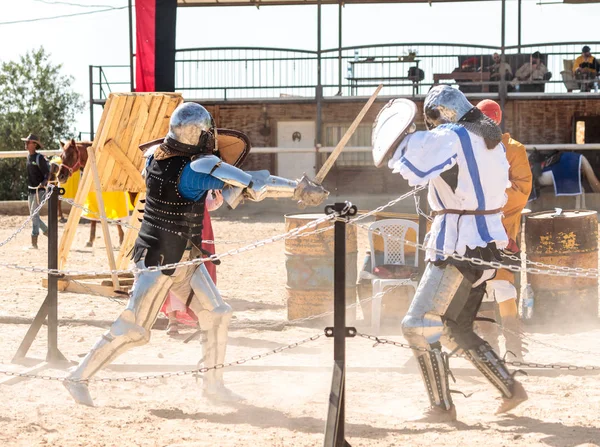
[372,86,528,422]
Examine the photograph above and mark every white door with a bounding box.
[276,121,316,179]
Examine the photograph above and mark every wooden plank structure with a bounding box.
[56,92,183,295]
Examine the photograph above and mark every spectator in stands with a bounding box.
[512,51,548,87]
[573,45,599,92]
[490,52,513,82]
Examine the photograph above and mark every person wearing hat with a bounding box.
[23,133,49,249]
[573,45,599,92]
[475,100,532,361]
[513,51,548,86]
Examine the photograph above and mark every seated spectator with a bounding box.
[512,51,548,87]
[489,52,513,82]
[459,56,481,72]
[573,45,599,92]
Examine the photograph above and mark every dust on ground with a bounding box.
[0,213,599,447]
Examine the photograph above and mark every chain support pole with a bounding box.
[324,202,357,447]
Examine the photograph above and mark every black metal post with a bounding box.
[324,202,356,447]
[47,187,58,360]
[337,3,343,95]
[47,187,66,363]
[499,0,507,132]
[128,0,135,92]
[89,65,95,141]
[316,0,323,147]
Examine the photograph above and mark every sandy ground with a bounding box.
[0,212,599,447]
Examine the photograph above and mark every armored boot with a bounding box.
[463,342,528,414]
[411,345,456,423]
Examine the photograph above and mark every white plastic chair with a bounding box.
[367,219,419,333]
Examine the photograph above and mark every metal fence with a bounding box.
[91,41,600,101]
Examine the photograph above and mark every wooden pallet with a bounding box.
[54,92,183,294]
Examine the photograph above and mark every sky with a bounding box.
[0,0,598,142]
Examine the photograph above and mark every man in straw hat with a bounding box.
[372,85,528,422]
[64,102,328,407]
[23,133,49,249]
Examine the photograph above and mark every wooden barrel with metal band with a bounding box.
[524,209,598,323]
[284,213,357,322]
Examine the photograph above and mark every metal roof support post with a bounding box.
[89,65,95,141]
[338,2,343,95]
[517,0,522,53]
[316,0,323,148]
[500,0,507,132]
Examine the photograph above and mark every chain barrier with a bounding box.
[497,323,600,356]
[356,332,600,372]
[0,333,323,383]
[0,185,55,249]
[499,251,599,275]
[350,221,600,280]
[0,213,337,276]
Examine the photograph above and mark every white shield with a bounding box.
[372,98,417,168]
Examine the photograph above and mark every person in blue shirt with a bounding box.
[64,102,328,406]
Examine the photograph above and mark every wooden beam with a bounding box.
[117,192,145,269]
[88,146,120,290]
[103,139,146,191]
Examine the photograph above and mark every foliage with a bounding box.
[0,47,84,200]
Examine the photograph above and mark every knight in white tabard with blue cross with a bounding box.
[372,85,528,423]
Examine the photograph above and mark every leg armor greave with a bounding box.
[65,266,173,405]
[415,342,453,410]
[463,342,515,398]
[186,263,233,390]
[401,263,466,410]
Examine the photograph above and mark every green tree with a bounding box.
[0,47,84,200]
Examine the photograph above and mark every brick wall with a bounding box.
[201,96,600,194]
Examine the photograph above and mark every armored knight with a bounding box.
[372,86,528,422]
[64,102,328,406]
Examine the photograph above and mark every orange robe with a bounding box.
[495,133,532,283]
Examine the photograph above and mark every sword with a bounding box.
[296,84,383,208]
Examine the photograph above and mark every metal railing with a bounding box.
[90,41,600,102]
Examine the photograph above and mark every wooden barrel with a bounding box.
[525,210,598,323]
[285,214,357,322]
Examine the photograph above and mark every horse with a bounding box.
[58,139,125,247]
[529,149,600,208]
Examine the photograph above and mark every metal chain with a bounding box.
[349,186,427,224]
[357,332,431,353]
[357,332,600,371]
[0,185,55,249]
[499,251,599,275]
[414,193,433,223]
[498,323,600,356]
[0,213,337,276]
[0,333,323,383]
[351,221,600,279]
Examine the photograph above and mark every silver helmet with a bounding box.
[165,102,216,154]
[423,85,474,130]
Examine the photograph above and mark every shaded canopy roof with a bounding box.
[178,0,487,7]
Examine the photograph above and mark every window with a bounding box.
[322,123,373,167]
